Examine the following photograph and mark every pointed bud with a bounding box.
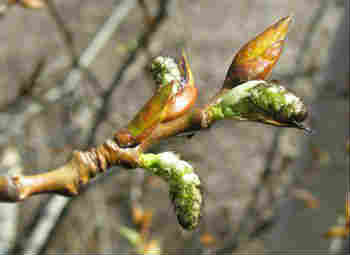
[116,83,173,147]
[151,50,197,122]
[115,51,197,147]
[223,16,292,89]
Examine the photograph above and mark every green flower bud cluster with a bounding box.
[209,80,308,129]
[249,81,308,123]
[150,56,182,95]
[139,152,202,230]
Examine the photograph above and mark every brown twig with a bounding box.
[0,0,198,203]
[0,102,208,202]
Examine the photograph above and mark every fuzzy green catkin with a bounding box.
[150,56,182,95]
[249,82,308,122]
[209,80,308,126]
[139,152,202,230]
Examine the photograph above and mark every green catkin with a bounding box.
[209,80,308,129]
[139,152,202,230]
[150,56,182,95]
[249,82,308,123]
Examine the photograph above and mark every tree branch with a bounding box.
[0,14,310,233]
[0,78,308,202]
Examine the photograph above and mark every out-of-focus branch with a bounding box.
[19,196,70,255]
[0,57,46,112]
[138,0,154,25]
[0,146,22,254]
[45,0,77,64]
[46,0,138,102]
[0,0,138,144]
[44,0,103,91]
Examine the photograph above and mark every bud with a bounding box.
[116,83,173,147]
[150,50,197,122]
[223,16,292,89]
[116,51,197,147]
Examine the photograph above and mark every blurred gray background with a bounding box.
[0,0,348,254]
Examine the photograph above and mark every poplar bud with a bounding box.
[150,50,197,122]
[116,51,197,147]
[223,16,292,89]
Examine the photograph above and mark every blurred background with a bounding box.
[0,0,348,254]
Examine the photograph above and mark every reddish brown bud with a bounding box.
[223,16,292,89]
[162,50,197,122]
[116,51,197,147]
[118,83,173,147]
